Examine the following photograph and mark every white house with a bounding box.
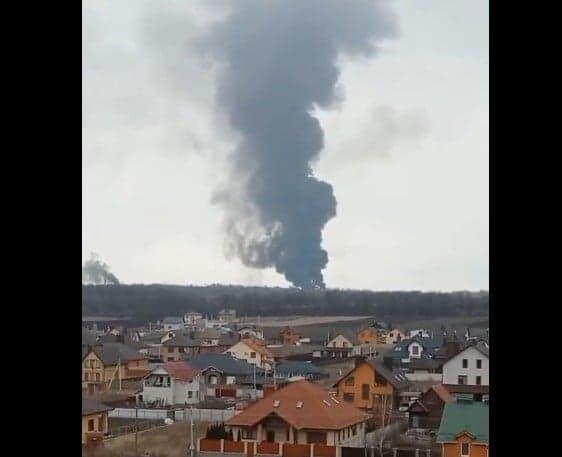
[326,334,354,349]
[184,312,205,328]
[442,344,489,387]
[162,317,184,331]
[141,361,202,407]
[407,340,425,359]
[225,339,273,369]
[408,329,431,338]
[385,329,406,344]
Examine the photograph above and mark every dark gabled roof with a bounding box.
[86,343,148,365]
[387,336,443,360]
[162,334,198,347]
[82,327,98,346]
[409,357,442,371]
[82,397,113,416]
[276,361,327,376]
[367,360,410,390]
[333,359,410,390]
[444,342,489,364]
[186,353,259,376]
[437,401,489,444]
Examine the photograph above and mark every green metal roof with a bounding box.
[437,400,489,444]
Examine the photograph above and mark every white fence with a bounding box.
[109,407,236,423]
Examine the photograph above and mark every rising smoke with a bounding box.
[82,253,120,285]
[205,1,398,289]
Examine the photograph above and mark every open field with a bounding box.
[263,314,488,343]
[84,421,210,457]
[244,315,372,327]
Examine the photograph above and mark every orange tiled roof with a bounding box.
[240,337,274,358]
[226,380,369,430]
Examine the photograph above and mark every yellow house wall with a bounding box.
[336,362,394,409]
[82,411,109,444]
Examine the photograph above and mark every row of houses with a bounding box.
[82,318,489,455]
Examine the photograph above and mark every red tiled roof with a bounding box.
[226,380,369,430]
[240,337,274,358]
[431,384,455,403]
[163,361,201,382]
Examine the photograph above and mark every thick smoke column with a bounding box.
[207,0,397,289]
[82,252,120,285]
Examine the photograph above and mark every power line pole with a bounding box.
[189,406,195,457]
[135,405,139,455]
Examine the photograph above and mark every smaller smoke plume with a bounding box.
[82,252,120,285]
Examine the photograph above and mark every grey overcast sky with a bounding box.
[82,0,488,291]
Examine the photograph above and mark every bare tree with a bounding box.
[371,394,394,457]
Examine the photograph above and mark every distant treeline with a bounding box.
[82,284,489,320]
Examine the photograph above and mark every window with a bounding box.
[476,376,482,385]
[88,419,95,431]
[167,357,174,362]
[412,345,419,356]
[250,352,256,359]
[344,376,355,386]
[209,375,218,385]
[362,384,370,400]
[462,359,468,368]
[95,373,100,382]
[476,359,482,369]
[458,375,467,385]
[343,393,355,403]
[84,372,89,381]
[188,391,193,399]
[461,442,470,456]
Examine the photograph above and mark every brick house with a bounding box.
[280,327,302,345]
[225,380,370,447]
[333,357,410,413]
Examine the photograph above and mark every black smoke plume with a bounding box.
[206,0,397,289]
[82,252,120,285]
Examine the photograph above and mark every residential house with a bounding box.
[437,399,489,457]
[162,317,184,331]
[225,379,370,447]
[408,329,431,338]
[279,327,302,345]
[82,343,150,394]
[218,309,237,323]
[324,334,356,358]
[82,397,113,445]
[225,337,274,369]
[141,361,202,407]
[268,344,325,363]
[187,353,264,399]
[275,361,328,382]
[184,312,205,328]
[383,335,444,371]
[442,343,489,389]
[162,334,199,361]
[385,329,406,345]
[237,325,264,340]
[356,321,392,347]
[161,330,239,362]
[333,357,410,412]
[407,384,454,430]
